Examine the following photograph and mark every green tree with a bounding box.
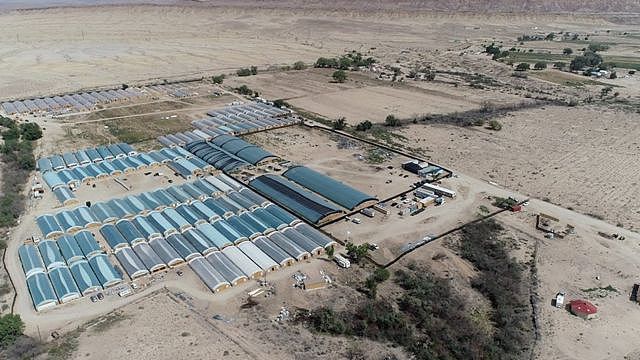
[273,99,290,108]
[211,75,225,84]
[332,70,347,83]
[332,117,347,130]
[325,246,335,258]
[19,123,42,141]
[588,43,609,52]
[293,61,307,70]
[570,51,602,71]
[355,120,372,131]
[384,114,400,127]
[234,85,253,95]
[345,242,370,263]
[554,61,566,70]
[515,62,530,71]
[562,47,573,55]
[0,314,24,348]
[237,68,252,76]
[534,62,547,70]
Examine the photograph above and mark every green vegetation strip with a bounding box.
[298,219,532,359]
[0,116,42,230]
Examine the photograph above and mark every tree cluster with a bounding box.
[345,242,370,263]
[384,114,400,127]
[315,51,376,70]
[0,314,24,349]
[234,85,258,97]
[236,66,258,77]
[211,75,225,84]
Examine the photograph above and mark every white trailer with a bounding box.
[421,183,456,198]
[334,254,351,269]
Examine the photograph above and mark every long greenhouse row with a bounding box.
[36,174,260,238]
[159,103,297,148]
[1,88,142,116]
[249,166,377,224]
[39,145,213,205]
[183,136,276,172]
[19,231,122,311]
[22,175,337,310]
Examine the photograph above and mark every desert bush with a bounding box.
[0,314,24,349]
[236,68,252,76]
[355,120,372,131]
[384,114,400,127]
[293,61,307,70]
[488,120,503,131]
[534,62,547,70]
[515,63,530,71]
[332,70,347,83]
[332,117,347,130]
[211,75,225,84]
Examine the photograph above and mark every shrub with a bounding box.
[272,99,290,108]
[211,75,225,84]
[234,85,254,96]
[355,120,372,131]
[384,114,400,127]
[292,61,307,70]
[554,61,566,70]
[488,120,502,131]
[588,43,609,52]
[332,117,347,130]
[19,123,42,141]
[562,47,573,55]
[515,63,530,71]
[0,314,24,348]
[236,68,252,76]
[250,66,258,75]
[610,71,617,79]
[533,62,547,70]
[332,70,347,83]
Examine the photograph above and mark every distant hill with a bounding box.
[2,0,639,14]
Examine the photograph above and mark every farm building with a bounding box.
[569,299,598,319]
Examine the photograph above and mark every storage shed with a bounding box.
[569,299,598,319]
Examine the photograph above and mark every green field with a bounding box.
[504,52,640,70]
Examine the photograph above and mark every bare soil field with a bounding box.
[245,126,417,200]
[2,3,640,360]
[0,5,627,99]
[394,105,640,230]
